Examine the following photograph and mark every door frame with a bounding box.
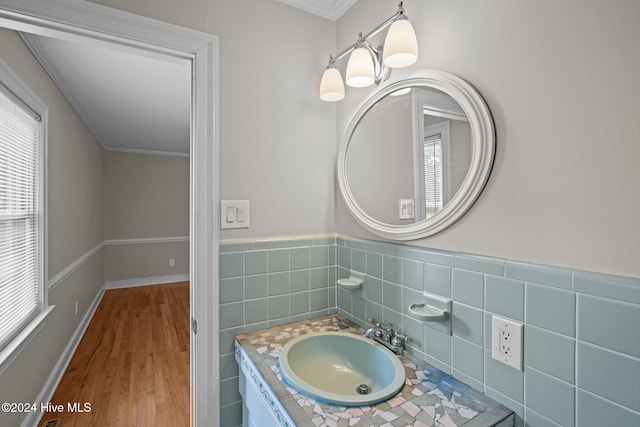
[0,0,220,425]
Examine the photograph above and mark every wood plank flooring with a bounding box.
[39,282,190,427]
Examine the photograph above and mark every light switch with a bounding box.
[226,207,235,222]
[399,199,415,219]
[220,200,250,229]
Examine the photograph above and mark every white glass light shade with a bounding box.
[346,47,375,88]
[383,18,418,68]
[319,67,345,102]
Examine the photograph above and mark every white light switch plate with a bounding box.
[491,315,524,371]
[220,200,250,229]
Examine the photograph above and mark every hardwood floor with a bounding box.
[39,282,190,427]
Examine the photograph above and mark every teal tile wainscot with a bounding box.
[235,315,514,426]
[218,235,640,427]
[219,235,338,426]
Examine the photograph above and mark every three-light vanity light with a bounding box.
[319,2,419,102]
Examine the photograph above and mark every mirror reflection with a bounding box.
[346,87,472,226]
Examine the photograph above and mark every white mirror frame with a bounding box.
[337,69,495,240]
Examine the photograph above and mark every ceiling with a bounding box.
[18,1,354,156]
[21,33,191,156]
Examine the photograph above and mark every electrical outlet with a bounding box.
[491,315,523,371]
[169,258,175,267]
[75,300,79,316]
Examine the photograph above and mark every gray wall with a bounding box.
[335,0,640,279]
[0,29,105,427]
[103,151,189,283]
[90,0,338,240]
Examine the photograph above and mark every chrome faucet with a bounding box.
[363,317,406,355]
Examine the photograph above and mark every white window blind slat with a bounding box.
[423,135,443,219]
[0,85,42,353]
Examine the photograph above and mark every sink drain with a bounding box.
[356,384,370,395]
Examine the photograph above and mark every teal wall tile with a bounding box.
[574,270,640,304]
[286,238,314,247]
[577,294,640,358]
[382,281,402,312]
[525,326,575,384]
[328,285,336,308]
[245,250,268,275]
[220,277,244,304]
[452,268,484,308]
[525,409,562,427]
[220,377,242,406]
[310,288,328,311]
[245,298,268,324]
[352,296,366,321]
[452,369,484,394]
[268,272,289,296]
[366,252,382,279]
[329,245,336,265]
[402,287,422,317]
[338,246,351,268]
[290,269,310,292]
[485,386,525,421]
[484,312,492,349]
[525,368,575,426]
[290,247,310,270]
[220,252,244,278]
[268,248,290,272]
[220,302,244,329]
[220,401,242,427]
[309,246,329,267]
[219,352,239,380]
[219,242,254,253]
[366,301,383,322]
[219,326,243,355]
[338,288,350,312]
[313,236,335,246]
[526,283,575,337]
[383,255,402,284]
[352,249,366,273]
[403,259,424,291]
[424,354,452,375]
[416,249,455,267]
[505,261,572,290]
[290,292,310,315]
[425,327,451,365]
[365,277,382,304]
[452,302,484,346]
[310,267,328,289]
[485,276,524,321]
[254,239,286,250]
[244,321,268,333]
[402,315,425,351]
[290,313,310,323]
[424,263,451,298]
[576,389,640,427]
[485,350,524,403]
[455,254,505,276]
[345,238,366,249]
[268,295,289,320]
[452,337,484,382]
[576,342,640,412]
[382,307,403,332]
[245,274,268,299]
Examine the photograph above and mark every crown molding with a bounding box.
[19,32,108,149]
[277,0,357,21]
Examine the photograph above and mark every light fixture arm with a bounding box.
[327,2,406,66]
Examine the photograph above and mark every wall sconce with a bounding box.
[319,2,418,102]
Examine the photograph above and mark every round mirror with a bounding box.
[337,70,495,240]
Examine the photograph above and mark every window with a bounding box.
[414,120,450,221]
[0,58,48,365]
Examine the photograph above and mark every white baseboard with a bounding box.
[104,274,189,290]
[22,284,106,427]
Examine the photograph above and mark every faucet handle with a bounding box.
[367,317,381,327]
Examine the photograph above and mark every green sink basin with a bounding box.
[278,332,406,406]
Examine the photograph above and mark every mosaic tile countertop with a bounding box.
[235,315,514,427]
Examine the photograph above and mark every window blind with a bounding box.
[0,87,41,352]
[423,135,443,219]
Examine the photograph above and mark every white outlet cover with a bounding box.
[491,315,524,371]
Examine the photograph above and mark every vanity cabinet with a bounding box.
[236,344,295,427]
